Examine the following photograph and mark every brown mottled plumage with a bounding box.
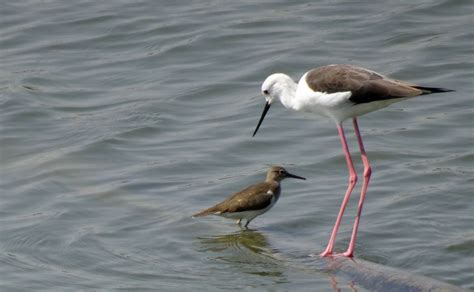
[193,166,305,228]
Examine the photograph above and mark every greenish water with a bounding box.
[1,0,473,290]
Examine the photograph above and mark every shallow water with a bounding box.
[1,0,473,290]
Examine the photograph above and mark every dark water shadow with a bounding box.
[317,256,465,292]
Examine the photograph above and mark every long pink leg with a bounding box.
[343,118,372,257]
[320,123,358,257]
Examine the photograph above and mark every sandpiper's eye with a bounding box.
[263,90,269,95]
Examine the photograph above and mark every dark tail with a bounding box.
[413,86,455,95]
[192,207,217,218]
[192,210,210,217]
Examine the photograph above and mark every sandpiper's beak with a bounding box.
[284,171,306,180]
[253,101,271,137]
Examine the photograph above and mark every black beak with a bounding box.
[284,171,306,180]
[253,101,271,137]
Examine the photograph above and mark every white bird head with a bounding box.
[261,73,295,104]
[253,73,296,137]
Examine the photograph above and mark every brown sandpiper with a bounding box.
[192,166,306,228]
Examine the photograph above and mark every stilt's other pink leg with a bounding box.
[343,118,372,257]
[320,123,358,257]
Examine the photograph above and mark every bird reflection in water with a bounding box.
[198,229,273,256]
[198,231,368,290]
[197,229,285,279]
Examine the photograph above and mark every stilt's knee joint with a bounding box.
[349,174,358,184]
[364,167,372,178]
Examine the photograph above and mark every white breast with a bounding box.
[295,72,353,122]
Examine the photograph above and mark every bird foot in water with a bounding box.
[319,250,353,258]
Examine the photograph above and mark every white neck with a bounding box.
[275,79,298,110]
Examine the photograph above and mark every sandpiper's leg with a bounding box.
[321,123,358,257]
[244,219,252,228]
[343,118,372,257]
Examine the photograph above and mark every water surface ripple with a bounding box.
[1,0,473,290]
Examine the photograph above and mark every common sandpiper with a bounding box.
[193,166,306,228]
